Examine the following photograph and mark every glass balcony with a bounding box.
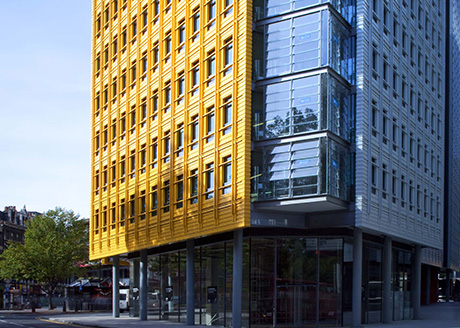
[253,9,354,83]
[253,73,351,142]
[251,136,350,209]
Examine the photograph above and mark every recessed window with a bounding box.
[222,96,232,135]
[191,61,199,96]
[223,38,233,75]
[163,131,170,163]
[205,105,215,142]
[176,175,184,209]
[222,155,232,194]
[189,169,198,204]
[175,124,184,157]
[190,115,199,150]
[207,0,216,28]
[151,138,158,168]
[205,163,214,199]
[206,50,215,85]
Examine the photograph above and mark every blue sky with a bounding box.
[0,1,92,218]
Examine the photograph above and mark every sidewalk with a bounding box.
[27,302,460,328]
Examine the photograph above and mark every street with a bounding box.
[0,313,92,328]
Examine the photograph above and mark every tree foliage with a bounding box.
[0,207,88,308]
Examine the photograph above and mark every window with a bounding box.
[191,61,199,96]
[112,80,117,98]
[190,169,198,204]
[205,163,214,199]
[111,161,116,185]
[129,195,135,223]
[165,31,172,56]
[140,194,146,220]
[131,61,137,84]
[177,72,185,104]
[192,8,200,41]
[141,52,148,76]
[103,126,108,146]
[129,150,136,178]
[162,180,170,213]
[111,202,116,228]
[371,158,377,193]
[153,0,160,16]
[175,175,184,209]
[130,106,136,130]
[163,131,170,163]
[103,85,108,104]
[153,43,159,67]
[150,186,158,217]
[95,54,101,72]
[131,18,137,39]
[207,0,216,28]
[206,50,216,85]
[178,21,185,52]
[121,27,127,48]
[151,138,158,168]
[164,81,171,112]
[94,170,100,190]
[222,96,232,135]
[140,98,147,123]
[190,115,199,150]
[151,91,159,120]
[120,156,126,180]
[120,200,126,226]
[104,45,109,65]
[94,131,100,152]
[120,113,126,136]
[121,70,127,90]
[224,0,233,16]
[140,144,147,173]
[222,155,231,194]
[205,105,215,142]
[223,38,233,75]
[142,7,148,29]
[175,124,184,157]
[94,209,99,232]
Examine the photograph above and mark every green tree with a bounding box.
[0,207,88,309]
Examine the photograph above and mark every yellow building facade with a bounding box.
[91,0,252,261]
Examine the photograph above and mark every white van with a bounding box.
[119,288,130,312]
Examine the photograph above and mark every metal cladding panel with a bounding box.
[354,0,445,249]
[90,0,252,260]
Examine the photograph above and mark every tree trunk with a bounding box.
[48,286,54,309]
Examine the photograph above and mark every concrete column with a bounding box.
[112,256,120,318]
[425,265,431,305]
[413,245,422,319]
[186,240,195,325]
[352,228,363,328]
[139,250,148,321]
[232,229,243,328]
[130,259,140,317]
[382,237,392,323]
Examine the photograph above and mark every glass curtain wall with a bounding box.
[251,237,343,328]
[393,250,412,320]
[254,0,356,25]
[253,137,350,201]
[362,245,383,324]
[253,10,352,82]
[147,238,343,327]
[253,74,351,141]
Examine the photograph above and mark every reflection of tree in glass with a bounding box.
[265,107,319,138]
[293,107,318,134]
[265,112,289,138]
